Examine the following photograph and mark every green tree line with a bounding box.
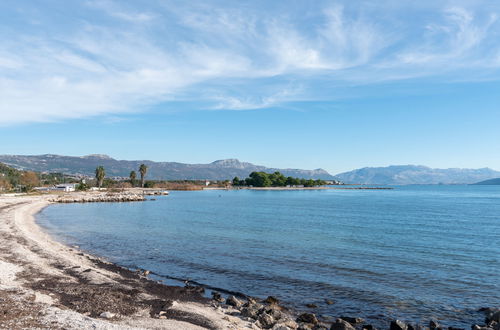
[232,171,326,187]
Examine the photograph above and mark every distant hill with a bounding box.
[473,178,500,185]
[335,165,500,185]
[0,154,336,181]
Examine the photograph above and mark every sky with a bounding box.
[1,0,500,174]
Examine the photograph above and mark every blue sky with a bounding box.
[1,0,500,174]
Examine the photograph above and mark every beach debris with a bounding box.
[226,295,243,308]
[99,311,115,319]
[330,319,356,330]
[390,320,408,330]
[296,313,318,325]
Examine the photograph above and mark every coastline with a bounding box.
[0,194,256,329]
[1,194,497,330]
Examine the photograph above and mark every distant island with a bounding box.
[232,171,329,187]
[473,178,500,185]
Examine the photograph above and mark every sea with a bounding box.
[36,185,500,328]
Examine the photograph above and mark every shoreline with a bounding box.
[0,195,259,329]
[1,194,498,330]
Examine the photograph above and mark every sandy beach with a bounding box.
[0,194,255,329]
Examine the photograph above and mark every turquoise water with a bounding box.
[37,186,500,327]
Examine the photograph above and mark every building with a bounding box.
[54,183,77,192]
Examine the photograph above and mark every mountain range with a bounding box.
[1,154,499,184]
[335,165,500,185]
[0,154,335,181]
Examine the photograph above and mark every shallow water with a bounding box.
[37,185,500,328]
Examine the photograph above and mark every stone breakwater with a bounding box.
[208,293,500,330]
[51,192,145,203]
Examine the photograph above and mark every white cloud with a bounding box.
[1,1,500,125]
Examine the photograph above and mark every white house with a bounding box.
[54,183,77,192]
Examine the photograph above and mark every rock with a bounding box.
[488,311,500,323]
[226,295,243,308]
[260,313,277,328]
[306,304,318,308]
[297,313,318,325]
[362,325,375,330]
[158,315,167,319]
[263,306,282,320]
[241,304,263,320]
[340,316,364,325]
[298,323,315,330]
[447,327,464,330]
[325,299,335,305]
[211,291,225,303]
[272,324,292,330]
[390,320,408,330]
[265,296,280,305]
[99,312,115,319]
[330,319,355,330]
[429,320,439,329]
[313,325,329,330]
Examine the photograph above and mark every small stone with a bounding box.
[297,313,318,325]
[226,295,243,308]
[265,296,280,305]
[390,320,408,330]
[99,312,115,319]
[330,319,355,330]
[340,316,364,325]
[325,299,335,305]
[260,313,276,328]
[306,304,318,308]
[489,311,500,323]
[429,320,439,329]
[212,291,225,303]
[158,315,167,319]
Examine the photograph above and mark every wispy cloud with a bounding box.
[1,1,500,125]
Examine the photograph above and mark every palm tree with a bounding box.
[139,164,148,188]
[129,171,137,186]
[95,166,105,188]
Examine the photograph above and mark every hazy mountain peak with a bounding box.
[82,154,114,160]
[336,165,500,184]
[0,154,335,180]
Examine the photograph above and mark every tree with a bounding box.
[20,171,39,191]
[95,166,105,188]
[232,177,241,186]
[129,171,137,186]
[139,164,148,188]
[0,177,12,191]
[249,172,272,187]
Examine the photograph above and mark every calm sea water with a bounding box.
[37,185,500,328]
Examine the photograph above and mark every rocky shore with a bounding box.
[0,193,498,329]
[51,192,146,203]
[207,294,499,330]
